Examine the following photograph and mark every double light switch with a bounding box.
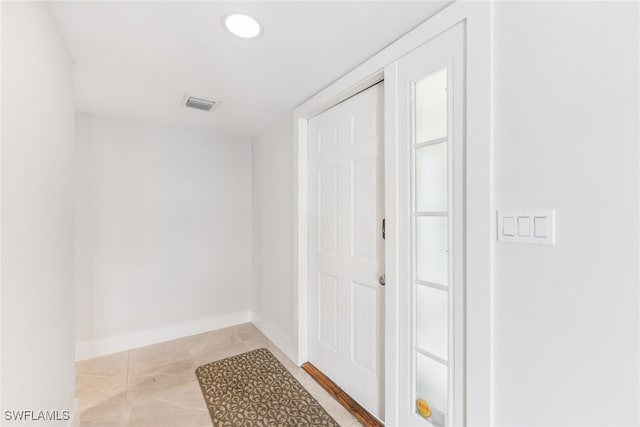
[497,210,555,245]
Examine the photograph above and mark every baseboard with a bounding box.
[75,310,252,361]
[67,398,80,427]
[251,313,298,364]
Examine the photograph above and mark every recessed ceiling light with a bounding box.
[223,13,262,39]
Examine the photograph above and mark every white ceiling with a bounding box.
[49,1,450,138]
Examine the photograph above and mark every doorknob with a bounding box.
[378,275,386,286]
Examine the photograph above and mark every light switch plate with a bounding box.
[497,210,555,245]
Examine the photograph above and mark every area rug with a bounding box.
[196,348,340,426]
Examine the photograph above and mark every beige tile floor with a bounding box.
[76,323,364,427]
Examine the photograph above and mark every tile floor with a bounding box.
[76,323,363,427]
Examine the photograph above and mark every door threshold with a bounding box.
[302,362,384,427]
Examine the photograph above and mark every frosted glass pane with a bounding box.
[416,285,448,360]
[415,68,447,143]
[416,216,448,286]
[416,353,448,423]
[416,142,448,212]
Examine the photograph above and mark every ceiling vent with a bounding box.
[184,96,217,112]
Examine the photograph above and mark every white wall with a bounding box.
[251,115,296,358]
[75,113,252,357]
[1,2,76,424]
[493,2,639,425]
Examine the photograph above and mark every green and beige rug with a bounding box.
[196,348,340,427]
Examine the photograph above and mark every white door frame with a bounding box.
[292,3,492,425]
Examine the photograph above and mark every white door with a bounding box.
[396,23,465,427]
[308,83,385,419]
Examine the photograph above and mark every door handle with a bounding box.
[378,275,386,286]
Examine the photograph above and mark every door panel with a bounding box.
[351,157,378,261]
[318,273,338,350]
[351,280,377,372]
[308,82,385,419]
[319,167,338,253]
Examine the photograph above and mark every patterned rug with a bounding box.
[195,348,340,426]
